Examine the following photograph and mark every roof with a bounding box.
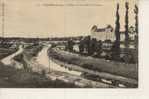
[91,25,113,32]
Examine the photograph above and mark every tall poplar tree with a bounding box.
[134,4,138,34]
[112,3,120,60]
[125,2,129,48]
[115,3,120,47]
[134,4,138,56]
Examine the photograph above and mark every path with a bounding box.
[36,44,82,76]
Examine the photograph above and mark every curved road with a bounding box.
[36,45,82,76]
[35,45,115,88]
[0,44,115,88]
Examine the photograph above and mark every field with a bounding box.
[0,45,17,59]
[0,44,81,88]
[0,62,80,88]
[0,41,138,88]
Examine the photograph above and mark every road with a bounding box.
[35,45,114,88]
[1,45,24,69]
[1,45,23,65]
[37,45,82,76]
[0,44,115,88]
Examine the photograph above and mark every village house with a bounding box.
[91,25,137,49]
[91,25,114,41]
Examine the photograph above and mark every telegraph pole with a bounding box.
[1,0,5,37]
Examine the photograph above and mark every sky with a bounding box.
[0,0,138,37]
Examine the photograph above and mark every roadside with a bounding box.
[0,44,114,88]
[48,48,138,87]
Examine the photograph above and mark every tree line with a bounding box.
[65,2,138,64]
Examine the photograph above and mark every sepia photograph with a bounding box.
[0,0,138,88]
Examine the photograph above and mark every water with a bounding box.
[36,45,82,76]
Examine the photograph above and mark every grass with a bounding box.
[23,44,43,58]
[0,62,80,88]
[0,43,18,58]
[0,44,81,88]
[13,44,43,64]
[48,49,138,80]
[0,48,17,59]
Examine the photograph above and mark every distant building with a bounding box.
[91,25,114,41]
[128,26,136,41]
[91,25,137,49]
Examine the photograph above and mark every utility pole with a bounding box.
[1,0,5,37]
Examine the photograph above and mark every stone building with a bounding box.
[91,25,114,41]
[91,25,137,49]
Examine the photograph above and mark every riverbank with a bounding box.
[48,48,138,79]
[48,48,138,87]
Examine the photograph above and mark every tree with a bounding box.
[134,4,138,49]
[115,3,120,46]
[96,40,103,57]
[67,39,75,52]
[134,4,139,63]
[84,36,91,55]
[134,4,138,34]
[90,38,97,55]
[79,38,85,54]
[125,2,129,48]
[112,3,121,60]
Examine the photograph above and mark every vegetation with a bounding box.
[24,44,43,57]
[65,39,75,52]
[134,4,138,49]
[134,4,139,63]
[62,3,138,64]
[0,43,17,59]
[134,5,139,34]
[0,62,80,88]
[125,2,129,48]
[48,48,138,80]
[112,3,121,61]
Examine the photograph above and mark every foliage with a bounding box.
[134,5,138,34]
[112,3,120,60]
[125,2,129,47]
